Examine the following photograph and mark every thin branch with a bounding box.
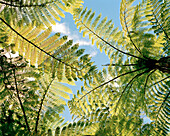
[77,67,147,102]
[0,18,79,71]
[115,68,149,113]
[102,63,137,67]
[81,21,145,60]
[149,76,170,88]
[13,69,30,132]
[35,78,55,134]
[0,1,54,8]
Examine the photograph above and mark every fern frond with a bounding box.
[54,121,97,136]
[0,0,84,27]
[146,78,170,135]
[120,0,169,58]
[0,48,94,134]
[145,0,170,40]
[2,18,96,82]
[1,19,80,70]
[73,7,145,60]
[69,67,128,122]
[120,0,144,55]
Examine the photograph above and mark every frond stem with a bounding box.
[35,78,55,133]
[13,69,30,132]
[115,68,149,113]
[0,18,79,71]
[81,21,145,60]
[102,63,137,67]
[77,67,147,102]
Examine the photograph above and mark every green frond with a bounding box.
[54,121,97,136]
[119,0,169,58]
[146,79,170,136]
[145,0,170,39]
[1,22,74,67]
[73,7,124,60]
[69,77,151,135]
[51,3,65,18]
[39,32,60,49]
[68,68,115,120]
[36,8,51,27]
[0,0,84,27]
[1,0,169,135]
[44,36,68,53]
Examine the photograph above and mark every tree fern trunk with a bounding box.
[157,56,170,74]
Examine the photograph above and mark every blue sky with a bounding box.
[53,0,143,123]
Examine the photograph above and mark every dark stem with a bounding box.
[149,76,170,88]
[13,69,30,132]
[81,21,145,60]
[77,67,147,102]
[102,63,137,67]
[157,56,170,74]
[115,68,149,112]
[35,78,54,134]
[0,1,53,8]
[0,18,79,71]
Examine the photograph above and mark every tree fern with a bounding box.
[0,0,169,135]
[71,0,169,135]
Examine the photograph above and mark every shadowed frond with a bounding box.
[145,0,170,40]
[0,50,40,134]
[95,111,145,136]
[0,47,96,134]
[120,0,167,59]
[146,77,170,136]
[0,0,84,27]
[68,68,115,120]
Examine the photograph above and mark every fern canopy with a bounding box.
[0,0,169,135]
